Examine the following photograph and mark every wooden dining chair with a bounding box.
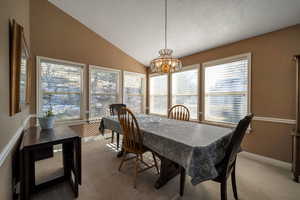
[168,105,190,121]
[117,107,160,188]
[109,104,126,150]
[180,114,254,199]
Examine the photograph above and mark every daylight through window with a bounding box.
[204,54,250,124]
[39,58,83,121]
[89,66,121,119]
[149,74,168,115]
[172,68,198,119]
[123,72,145,113]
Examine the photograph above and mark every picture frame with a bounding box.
[9,19,31,116]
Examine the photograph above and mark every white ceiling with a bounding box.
[49,0,300,66]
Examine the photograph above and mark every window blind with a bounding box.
[123,72,145,113]
[149,75,168,115]
[172,69,198,119]
[89,67,120,119]
[204,59,249,124]
[40,60,82,120]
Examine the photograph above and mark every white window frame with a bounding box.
[123,71,146,113]
[36,56,87,124]
[88,65,122,120]
[202,53,251,126]
[170,64,200,121]
[149,73,169,116]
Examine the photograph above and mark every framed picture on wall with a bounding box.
[9,19,31,116]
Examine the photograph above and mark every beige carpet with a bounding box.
[32,137,300,200]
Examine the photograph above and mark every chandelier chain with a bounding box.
[165,0,167,49]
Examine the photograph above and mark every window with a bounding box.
[123,71,146,113]
[171,67,198,119]
[149,74,168,115]
[89,66,121,119]
[203,53,251,124]
[37,57,84,121]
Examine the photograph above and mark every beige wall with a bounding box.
[30,0,146,115]
[178,25,300,162]
[0,0,30,199]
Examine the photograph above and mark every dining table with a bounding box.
[100,114,234,193]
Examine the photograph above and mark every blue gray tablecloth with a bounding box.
[100,114,234,185]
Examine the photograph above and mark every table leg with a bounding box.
[116,133,120,150]
[154,156,180,189]
[63,141,79,198]
[76,138,82,185]
[180,166,186,196]
[63,143,72,179]
[23,150,32,200]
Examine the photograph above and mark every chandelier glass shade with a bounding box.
[150,49,182,73]
[150,0,182,74]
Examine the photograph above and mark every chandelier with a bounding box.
[150,0,182,73]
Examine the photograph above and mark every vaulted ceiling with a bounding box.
[49,0,300,65]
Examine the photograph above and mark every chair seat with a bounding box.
[214,158,236,182]
[213,163,229,182]
[123,145,148,155]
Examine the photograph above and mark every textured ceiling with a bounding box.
[49,0,300,66]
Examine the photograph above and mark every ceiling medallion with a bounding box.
[150,0,182,74]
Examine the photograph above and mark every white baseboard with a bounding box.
[240,151,292,170]
[0,114,33,167]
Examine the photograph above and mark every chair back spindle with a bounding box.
[168,105,190,121]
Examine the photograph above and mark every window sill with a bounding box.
[201,120,252,133]
[201,120,236,129]
[35,119,87,127]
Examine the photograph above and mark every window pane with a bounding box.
[205,60,248,93]
[124,72,145,113]
[205,94,247,124]
[42,93,81,120]
[40,60,82,121]
[172,95,198,119]
[204,59,248,124]
[172,69,198,119]
[150,75,168,115]
[90,68,119,94]
[150,95,168,115]
[41,61,81,93]
[124,95,144,113]
[90,94,117,119]
[90,67,120,119]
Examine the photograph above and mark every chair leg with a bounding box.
[116,133,120,150]
[111,131,115,143]
[180,166,186,196]
[134,155,139,188]
[152,152,159,174]
[118,152,127,171]
[221,180,227,200]
[231,164,238,200]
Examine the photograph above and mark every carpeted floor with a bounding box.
[32,137,300,200]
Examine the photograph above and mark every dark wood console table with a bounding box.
[292,132,300,182]
[19,126,81,200]
[293,55,300,182]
